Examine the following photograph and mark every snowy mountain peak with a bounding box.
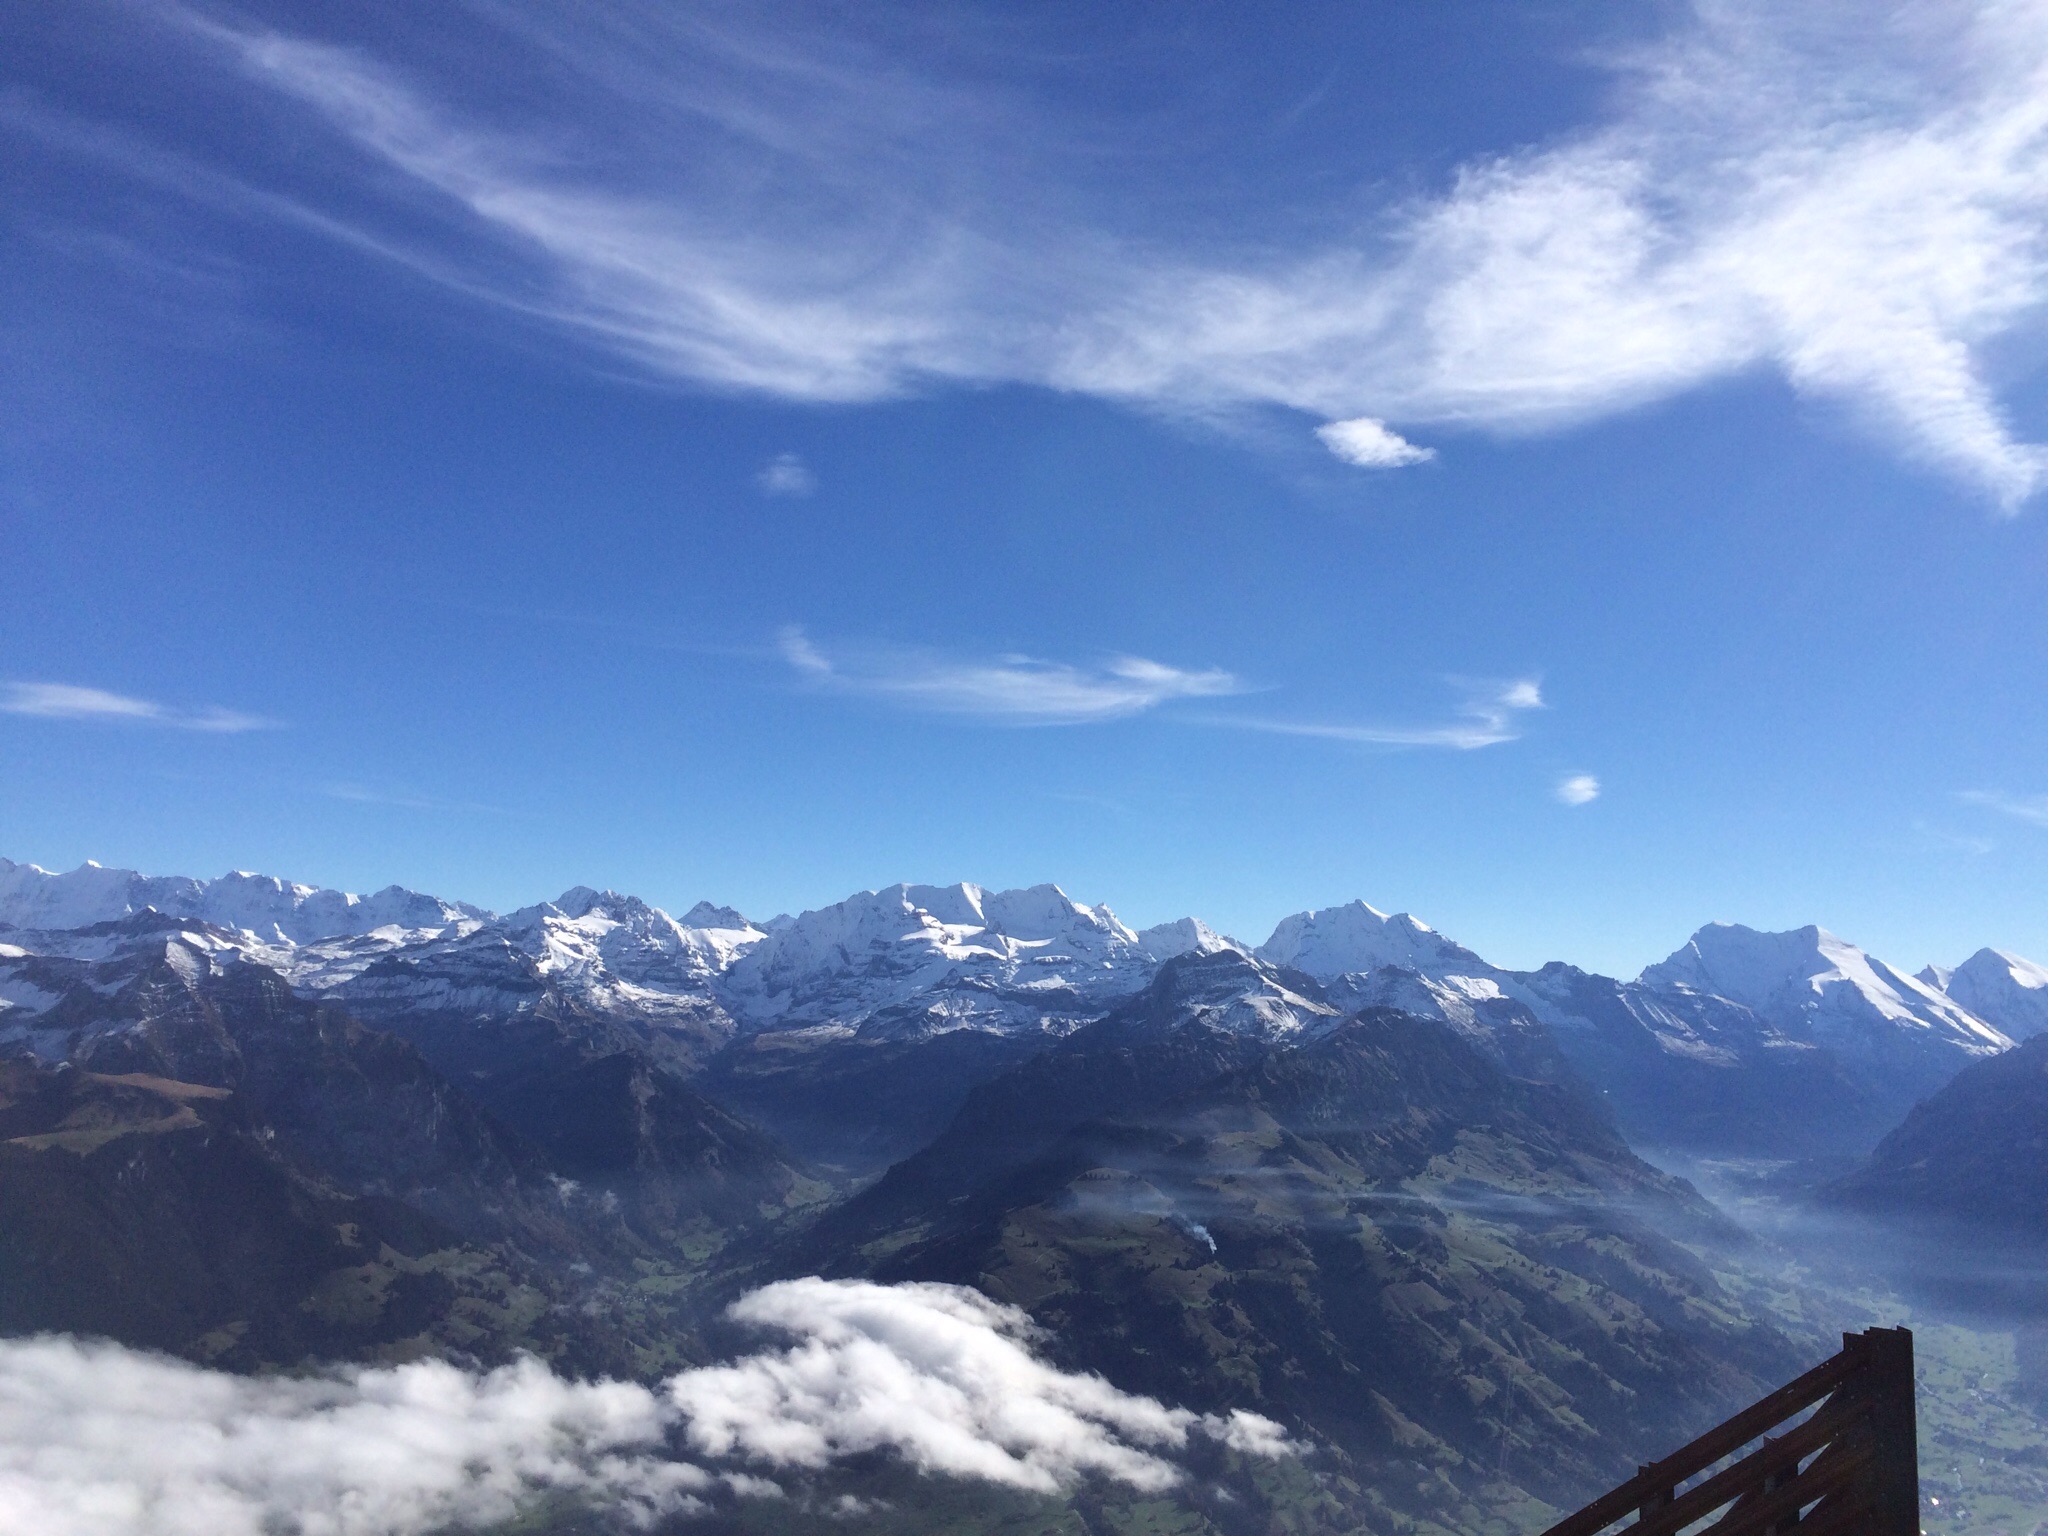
[545,885,624,921]
[1255,899,1491,981]
[681,901,752,930]
[1640,922,2008,1054]
[719,880,1151,1032]
[1136,917,1248,961]
[1101,949,1343,1043]
[1919,947,2048,1040]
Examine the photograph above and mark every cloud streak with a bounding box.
[1959,789,2048,828]
[780,628,1239,725]
[133,1,2048,504]
[1200,678,1544,751]
[1,683,275,733]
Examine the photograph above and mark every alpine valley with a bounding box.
[4,855,2046,1534]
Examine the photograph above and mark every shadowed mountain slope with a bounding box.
[1833,1030,2048,1239]
[795,958,1798,1528]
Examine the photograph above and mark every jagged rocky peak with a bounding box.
[1255,897,1493,981]
[1134,916,1247,960]
[1640,921,2008,1053]
[1100,948,1341,1043]
[1919,947,2048,1040]
[719,880,1155,1033]
[536,885,642,922]
[0,856,483,945]
[680,900,754,931]
[735,881,1140,978]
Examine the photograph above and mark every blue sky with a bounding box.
[5,0,2048,975]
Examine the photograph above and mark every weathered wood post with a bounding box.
[1859,1326,1920,1536]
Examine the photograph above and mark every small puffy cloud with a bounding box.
[0,1282,1295,1533]
[672,1279,1294,1494]
[756,453,817,497]
[1315,418,1435,468]
[779,627,1239,725]
[1556,773,1600,806]
[1,682,275,733]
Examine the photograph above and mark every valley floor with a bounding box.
[1648,1152,2048,1536]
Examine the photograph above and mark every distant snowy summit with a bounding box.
[1919,948,2048,1042]
[1642,921,2009,1057]
[0,855,482,944]
[1255,899,1489,979]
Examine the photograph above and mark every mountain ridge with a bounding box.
[6,854,2039,1163]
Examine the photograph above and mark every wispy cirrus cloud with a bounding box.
[1959,789,2048,828]
[124,0,2048,504]
[779,627,1239,725]
[319,781,506,815]
[1200,678,1544,752]
[1,682,276,733]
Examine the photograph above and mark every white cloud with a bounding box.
[1315,418,1434,468]
[779,627,1239,725]
[1204,677,1544,751]
[672,1279,1293,1494]
[1556,773,1601,805]
[1959,788,2048,827]
[0,1284,1293,1533]
[165,1,2048,504]
[756,453,816,496]
[0,1338,707,1536]
[1,683,275,733]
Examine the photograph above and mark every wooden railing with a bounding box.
[1540,1327,1918,1536]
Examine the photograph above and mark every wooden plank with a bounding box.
[1633,1396,1867,1536]
[1692,1437,1874,1536]
[1537,1348,1863,1536]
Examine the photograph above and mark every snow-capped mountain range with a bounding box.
[0,856,482,943]
[0,855,2035,1145]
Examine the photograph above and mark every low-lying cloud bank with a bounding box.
[676,1279,1292,1492]
[0,1279,1293,1536]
